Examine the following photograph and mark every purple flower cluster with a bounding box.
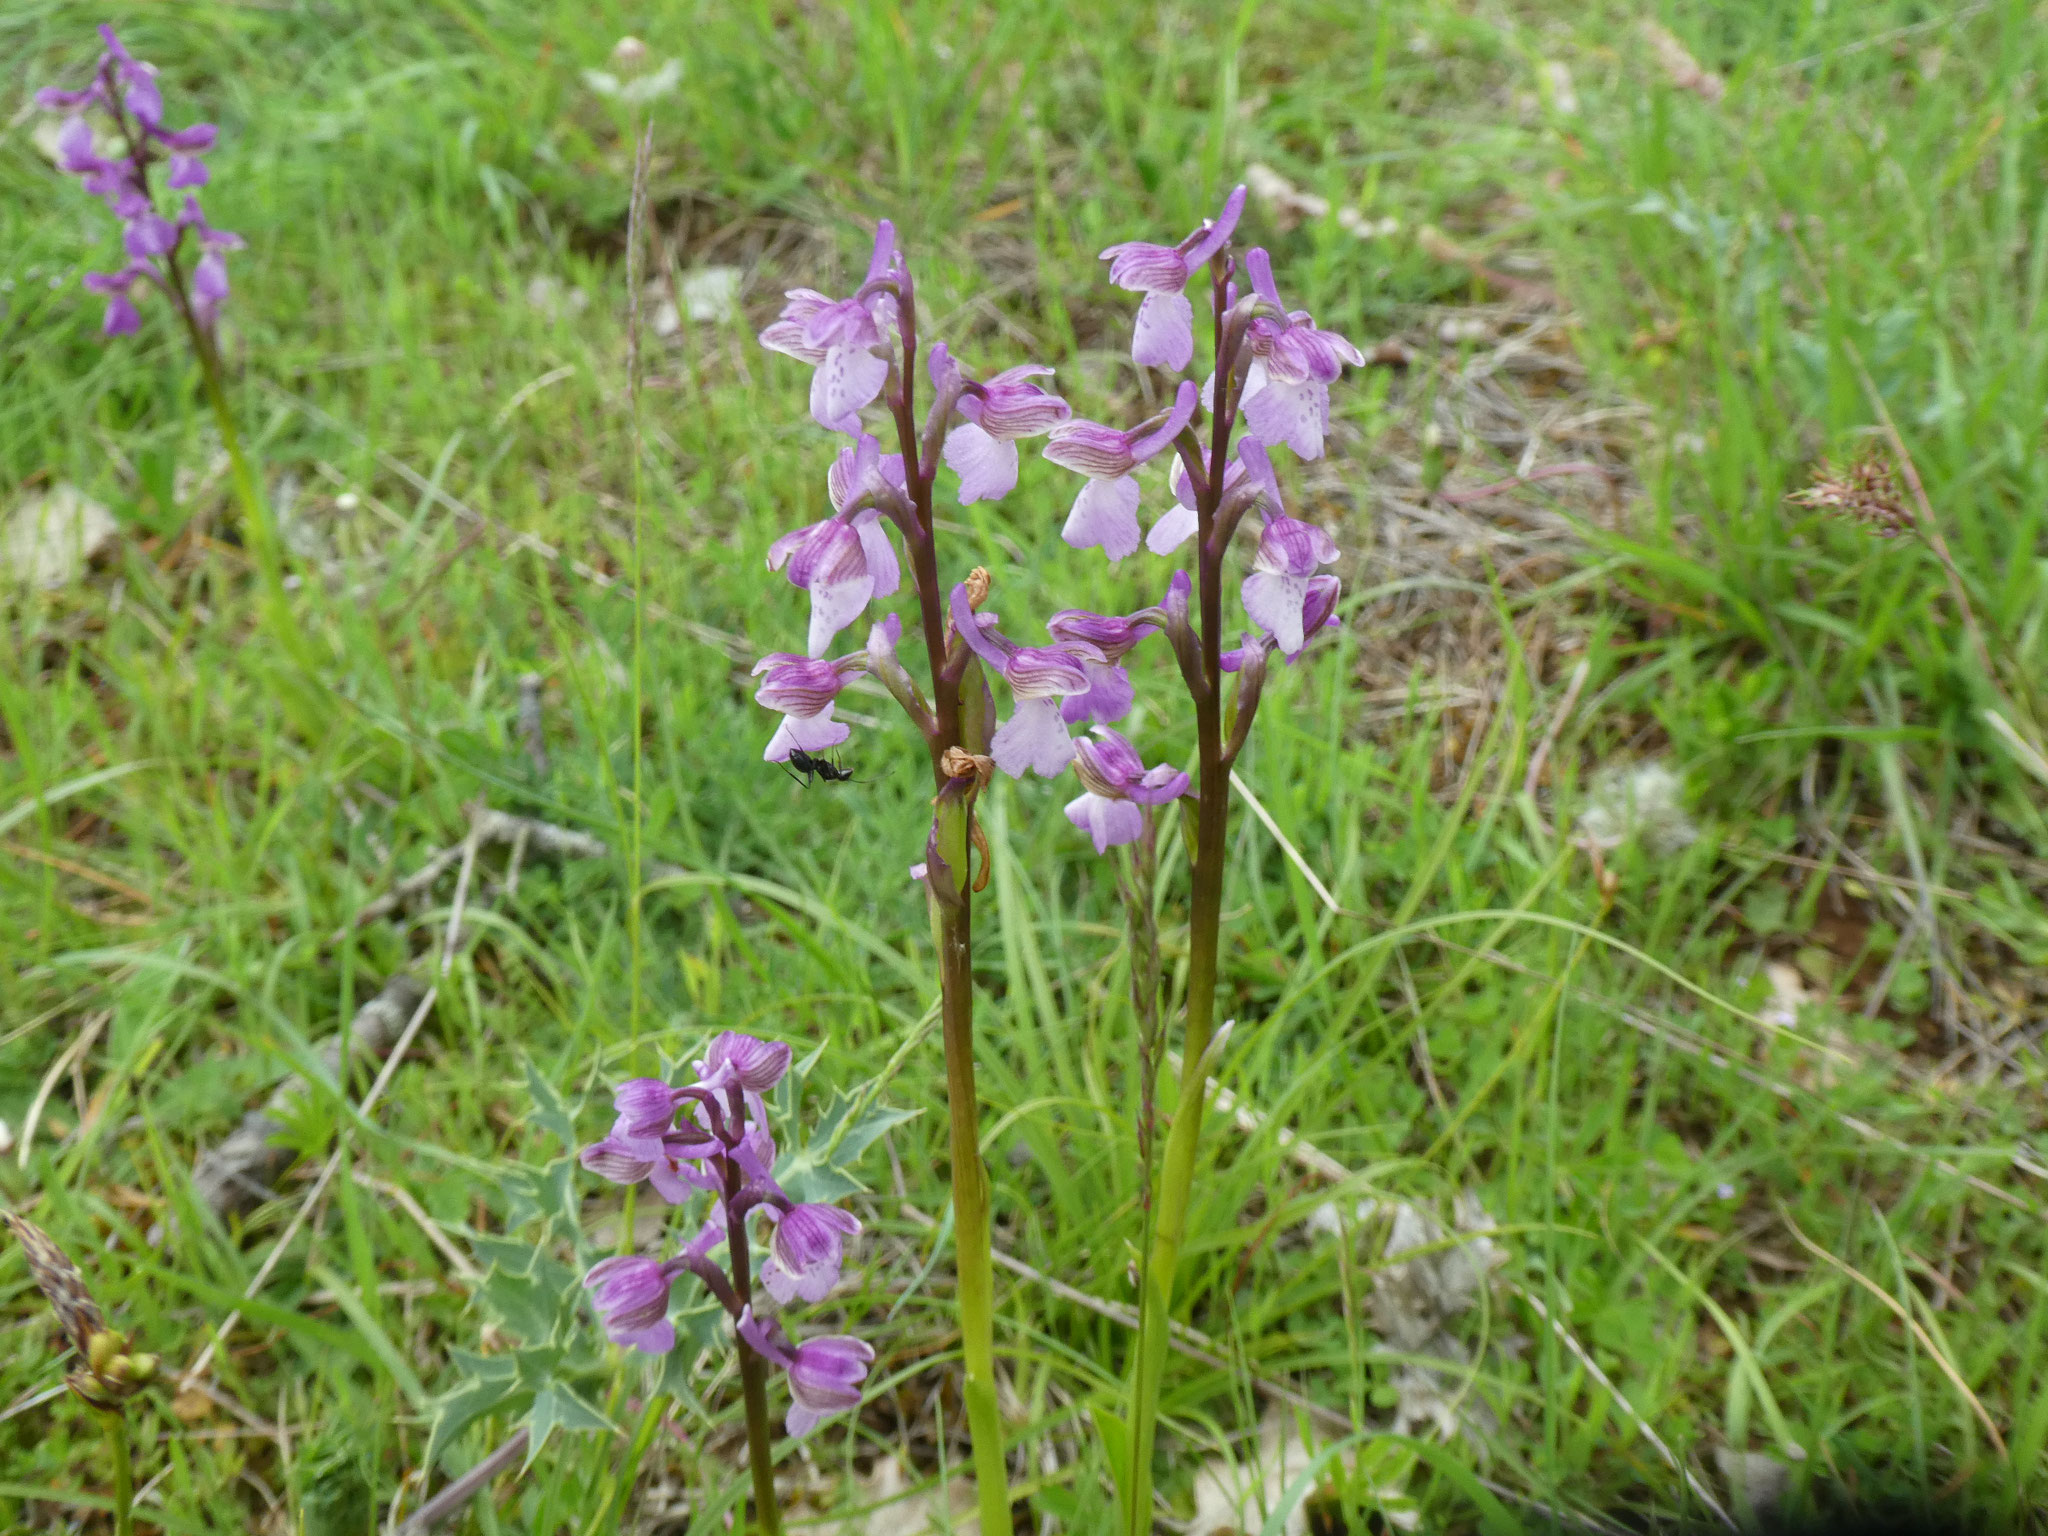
[751,189,1358,856]
[37,26,242,337]
[579,1031,872,1438]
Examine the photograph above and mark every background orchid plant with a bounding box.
[753,187,1356,1529]
[37,25,308,670]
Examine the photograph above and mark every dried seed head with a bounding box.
[4,1210,153,1409]
[1789,452,1913,538]
[964,566,992,609]
[3,1210,106,1359]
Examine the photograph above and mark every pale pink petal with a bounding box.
[1132,290,1194,371]
[856,518,900,599]
[807,569,874,657]
[991,697,1075,778]
[943,422,1019,503]
[1243,375,1327,459]
[810,345,889,433]
[1242,569,1310,655]
[1061,474,1143,562]
[1064,791,1144,854]
[1060,660,1135,725]
[1146,502,1199,555]
[765,709,850,763]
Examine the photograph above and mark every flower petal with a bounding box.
[810,344,888,434]
[1242,374,1328,459]
[992,697,1075,779]
[1146,502,1198,555]
[1131,290,1195,371]
[943,422,1019,503]
[1061,474,1143,562]
[1242,569,1311,656]
[764,709,849,763]
[1060,660,1136,726]
[1064,792,1144,854]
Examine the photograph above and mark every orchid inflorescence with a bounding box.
[578,1030,874,1439]
[751,189,1359,859]
[38,26,243,338]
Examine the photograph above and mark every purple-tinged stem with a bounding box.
[881,283,1011,1535]
[725,1157,785,1536]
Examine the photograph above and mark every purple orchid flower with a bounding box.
[1099,185,1247,371]
[1237,249,1364,460]
[1224,580,1340,670]
[178,196,244,326]
[766,433,905,656]
[760,222,902,433]
[697,1031,795,1095]
[761,1204,862,1305]
[1064,729,1190,854]
[738,1308,876,1438]
[1242,511,1341,657]
[1044,380,1198,562]
[1044,599,1166,725]
[752,620,879,763]
[949,585,1098,778]
[585,1255,686,1353]
[938,357,1071,503]
[81,264,151,336]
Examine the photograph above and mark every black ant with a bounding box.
[782,748,859,787]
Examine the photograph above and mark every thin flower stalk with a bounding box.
[579,1033,876,1535]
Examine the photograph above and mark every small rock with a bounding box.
[680,264,744,323]
[525,275,589,321]
[1714,1448,1792,1523]
[2,483,118,590]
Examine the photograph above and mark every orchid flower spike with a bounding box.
[1100,185,1247,371]
[760,221,902,433]
[949,584,1098,778]
[37,26,241,338]
[1065,729,1190,854]
[1045,381,1198,562]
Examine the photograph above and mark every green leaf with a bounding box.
[524,1380,616,1467]
[1091,1395,1132,1531]
[424,1351,525,1469]
[774,1086,920,1204]
[523,1055,578,1152]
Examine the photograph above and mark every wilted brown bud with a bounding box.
[964,566,991,609]
[939,747,995,788]
[1788,451,1912,539]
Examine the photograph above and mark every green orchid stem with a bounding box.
[737,1349,783,1536]
[101,1410,134,1536]
[179,297,314,676]
[938,890,1010,1536]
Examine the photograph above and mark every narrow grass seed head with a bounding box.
[3,1209,156,1409]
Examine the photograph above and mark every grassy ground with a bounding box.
[4,0,2048,1531]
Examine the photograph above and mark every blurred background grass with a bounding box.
[4,0,2048,1531]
